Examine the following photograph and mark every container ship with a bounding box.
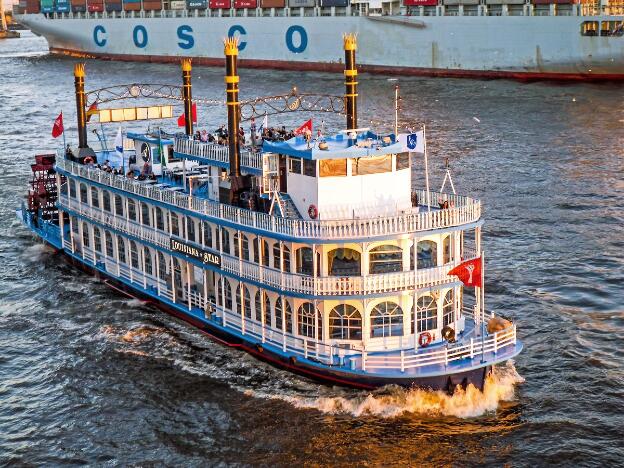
[12,0,624,80]
[17,35,522,391]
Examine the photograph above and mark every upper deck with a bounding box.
[56,155,481,242]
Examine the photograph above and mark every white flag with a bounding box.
[115,126,123,156]
[398,130,424,153]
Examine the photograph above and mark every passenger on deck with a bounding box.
[65,145,74,160]
[102,159,111,171]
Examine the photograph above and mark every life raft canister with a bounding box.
[83,156,94,165]
[308,204,318,219]
[418,332,432,347]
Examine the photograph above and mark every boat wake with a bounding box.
[247,361,524,419]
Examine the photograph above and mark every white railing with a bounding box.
[174,139,261,171]
[60,196,471,296]
[57,158,481,240]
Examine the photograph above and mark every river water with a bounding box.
[1,32,623,466]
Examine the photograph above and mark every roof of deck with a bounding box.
[262,131,403,160]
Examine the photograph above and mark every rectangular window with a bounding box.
[396,153,410,171]
[289,157,302,174]
[171,214,179,236]
[319,159,347,177]
[354,155,392,175]
[303,159,316,177]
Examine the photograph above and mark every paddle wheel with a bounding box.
[27,154,62,223]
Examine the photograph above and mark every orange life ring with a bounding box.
[308,204,318,219]
[84,156,94,165]
[418,332,432,347]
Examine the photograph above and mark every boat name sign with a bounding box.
[170,238,221,267]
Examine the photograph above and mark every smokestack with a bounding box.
[74,63,88,149]
[343,33,358,131]
[224,37,243,205]
[181,58,194,136]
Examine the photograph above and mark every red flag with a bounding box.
[86,102,98,122]
[294,119,312,136]
[448,257,482,287]
[177,103,197,127]
[52,112,64,138]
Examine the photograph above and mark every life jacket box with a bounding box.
[261,0,285,6]
[234,0,256,7]
[209,0,230,7]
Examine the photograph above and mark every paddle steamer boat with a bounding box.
[18,34,522,391]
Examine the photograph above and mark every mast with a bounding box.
[0,0,7,33]
[343,33,358,131]
[181,58,194,137]
[224,37,243,205]
[74,63,88,150]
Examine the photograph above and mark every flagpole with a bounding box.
[394,84,399,136]
[61,111,67,151]
[423,124,431,211]
[480,250,486,363]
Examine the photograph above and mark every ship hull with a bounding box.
[19,13,624,80]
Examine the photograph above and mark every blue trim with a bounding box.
[127,132,173,146]
[172,151,262,176]
[58,167,483,244]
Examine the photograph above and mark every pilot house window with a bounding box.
[319,159,347,177]
[353,155,392,175]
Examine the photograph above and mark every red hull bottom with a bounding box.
[50,46,624,81]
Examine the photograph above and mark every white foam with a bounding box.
[249,361,524,419]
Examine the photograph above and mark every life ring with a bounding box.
[83,156,94,165]
[418,332,432,347]
[308,204,318,219]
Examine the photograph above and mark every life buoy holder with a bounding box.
[83,156,94,165]
[418,332,432,348]
[308,204,318,220]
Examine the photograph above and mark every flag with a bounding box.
[177,102,197,127]
[398,130,424,153]
[261,113,268,130]
[52,112,64,138]
[294,119,312,136]
[86,102,98,122]
[448,257,482,288]
[114,126,123,156]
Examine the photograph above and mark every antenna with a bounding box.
[440,157,456,194]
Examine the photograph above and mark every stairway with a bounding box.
[275,193,302,219]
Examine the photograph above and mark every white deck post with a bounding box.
[240,281,245,335]
[187,262,192,311]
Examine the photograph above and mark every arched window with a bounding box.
[295,247,313,275]
[223,280,233,310]
[102,190,112,212]
[254,290,262,322]
[202,222,213,248]
[157,252,168,280]
[263,292,271,327]
[328,248,361,276]
[298,303,322,339]
[243,235,252,262]
[443,289,454,327]
[60,179,68,197]
[369,245,403,274]
[105,231,113,257]
[94,227,102,253]
[81,222,90,248]
[414,295,437,333]
[144,247,153,276]
[273,243,281,270]
[330,304,362,340]
[236,284,252,319]
[127,199,136,222]
[90,186,99,208]
[370,302,403,338]
[173,260,183,291]
[140,202,151,227]
[130,241,139,268]
[155,208,165,231]
[186,217,195,242]
[221,228,230,255]
[114,195,124,217]
[443,235,452,265]
[262,240,270,267]
[69,179,77,198]
[417,240,437,269]
[79,183,88,203]
[283,245,291,273]
[117,236,126,263]
[252,237,260,264]
[170,213,179,236]
[274,297,293,333]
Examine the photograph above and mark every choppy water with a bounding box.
[1,31,623,466]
